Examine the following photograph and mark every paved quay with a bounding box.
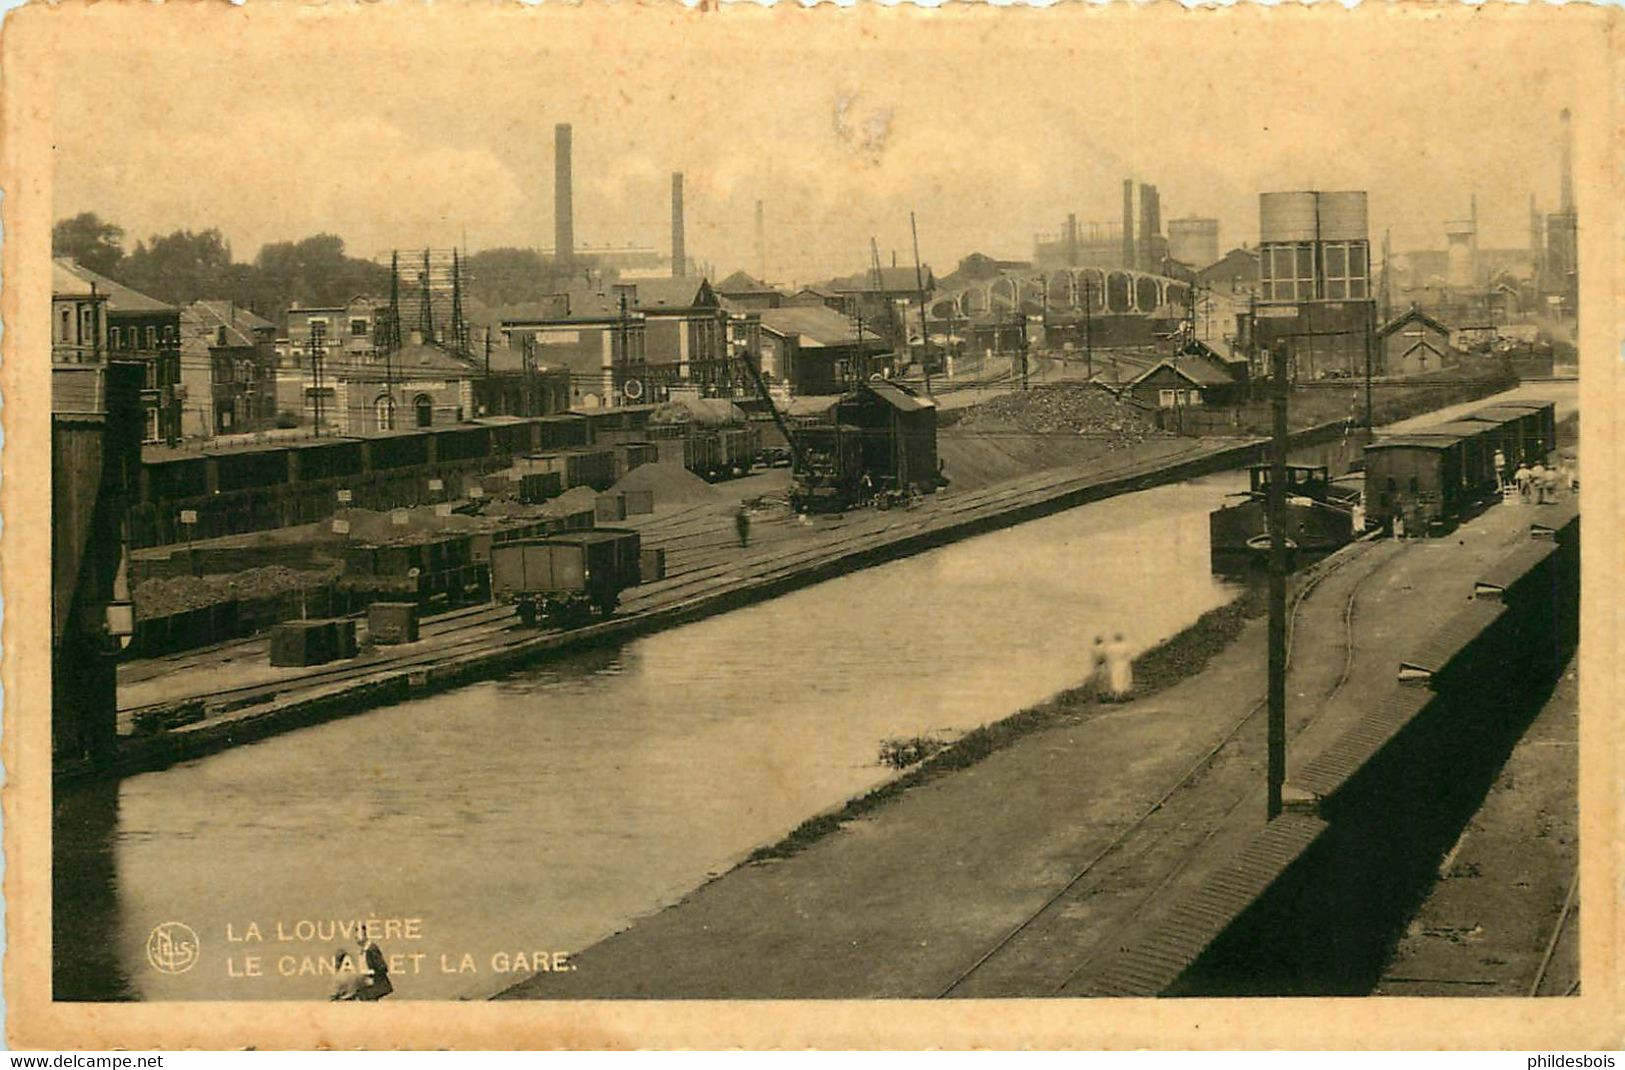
[499,487,1566,1000]
[1373,655,1579,997]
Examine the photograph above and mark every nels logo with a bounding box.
[146,922,200,974]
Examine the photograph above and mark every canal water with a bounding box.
[54,473,1246,1002]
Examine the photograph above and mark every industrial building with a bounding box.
[1167,217,1220,270]
[1248,190,1377,381]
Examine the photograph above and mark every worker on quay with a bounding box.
[1104,633,1134,702]
[1541,463,1561,505]
[1514,461,1534,504]
[1529,461,1549,505]
[735,504,752,548]
[1493,449,1508,493]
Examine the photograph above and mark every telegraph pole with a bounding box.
[910,211,933,395]
[1266,340,1289,820]
[310,321,326,437]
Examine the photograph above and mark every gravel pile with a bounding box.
[610,462,729,505]
[956,385,1167,445]
[134,565,339,620]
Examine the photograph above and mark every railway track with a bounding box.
[1529,870,1580,997]
[937,536,1389,998]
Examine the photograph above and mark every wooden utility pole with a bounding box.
[910,212,932,395]
[1266,340,1289,821]
[310,321,326,437]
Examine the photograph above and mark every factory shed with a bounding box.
[831,381,938,492]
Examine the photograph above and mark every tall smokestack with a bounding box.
[1558,108,1574,212]
[1140,183,1161,270]
[1122,179,1136,270]
[754,199,766,281]
[554,124,574,262]
[671,172,687,278]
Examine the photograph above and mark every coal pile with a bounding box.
[956,385,1167,446]
[134,565,340,620]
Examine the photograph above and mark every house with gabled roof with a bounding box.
[1377,305,1455,378]
[54,257,183,443]
[1126,353,1244,409]
[180,301,280,437]
[715,271,784,311]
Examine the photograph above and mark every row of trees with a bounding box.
[54,213,614,326]
[54,213,393,327]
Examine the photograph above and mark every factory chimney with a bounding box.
[671,172,687,278]
[554,124,574,262]
[1122,179,1136,270]
[1558,108,1574,213]
[755,199,766,281]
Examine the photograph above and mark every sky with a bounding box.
[46,5,1587,287]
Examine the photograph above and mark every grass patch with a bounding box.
[878,735,948,769]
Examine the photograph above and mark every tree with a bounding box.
[52,213,125,275]
[121,229,235,305]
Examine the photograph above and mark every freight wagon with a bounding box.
[489,529,643,627]
[521,448,617,492]
[1397,421,1502,503]
[1364,435,1466,534]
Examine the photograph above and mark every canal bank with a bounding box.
[497,485,1577,1000]
[81,427,1305,783]
[54,477,1246,1001]
[89,380,1571,784]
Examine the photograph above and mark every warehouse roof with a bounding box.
[826,266,936,294]
[758,306,879,347]
[865,380,936,413]
[620,277,718,311]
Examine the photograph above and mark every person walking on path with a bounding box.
[1104,632,1134,702]
[735,505,752,548]
[1088,635,1107,697]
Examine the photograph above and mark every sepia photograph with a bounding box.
[6,0,1619,1050]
